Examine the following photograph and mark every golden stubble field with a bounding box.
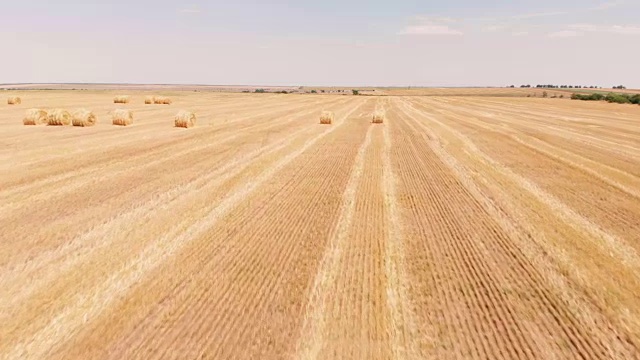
[1,90,640,359]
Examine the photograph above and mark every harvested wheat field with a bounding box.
[2,90,640,359]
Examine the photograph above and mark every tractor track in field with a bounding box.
[0,96,338,192]
[1,98,372,360]
[0,98,359,314]
[414,99,640,249]
[0,98,351,273]
[438,97,640,170]
[3,91,640,359]
[404,98,640,272]
[390,97,636,359]
[0,97,348,231]
[422,98,640,193]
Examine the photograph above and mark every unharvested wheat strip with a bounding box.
[2,101,359,360]
[294,124,374,360]
[381,120,421,360]
[403,99,640,272]
[0,99,347,217]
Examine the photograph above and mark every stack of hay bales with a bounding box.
[154,96,172,105]
[372,111,385,124]
[175,110,197,128]
[47,109,72,126]
[7,96,21,105]
[113,95,130,104]
[319,111,334,124]
[23,109,48,125]
[72,109,97,127]
[144,96,155,104]
[112,109,133,126]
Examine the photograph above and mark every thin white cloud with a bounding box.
[399,25,463,36]
[484,24,508,32]
[399,16,463,36]
[609,25,640,34]
[590,1,625,10]
[510,11,568,20]
[568,24,598,32]
[512,31,529,37]
[414,16,457,23]
[569,23,640,34]
[179,8,201,14]
[548,30,582,38]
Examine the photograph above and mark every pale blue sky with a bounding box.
[1,0,639,87]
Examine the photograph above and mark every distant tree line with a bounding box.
[509,84,600,89]
[538,85,600,89]
[509,84,628,89]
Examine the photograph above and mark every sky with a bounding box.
[0,0,639,87]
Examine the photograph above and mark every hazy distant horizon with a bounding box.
[2,0,639,88]
[2,82,636,90]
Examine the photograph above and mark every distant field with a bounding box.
[4,84,638,97]
[376,87,570,97]
[2,91,640,359]
[566,87,640,95]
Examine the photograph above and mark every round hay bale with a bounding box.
[8,96,22,105]
[144,96,155,104]
[154,96,172,105]
[23,109,48,125]
[175,110,197,128]
[112,109,133,126]
[372,111,385,124]
[320,111,334,124]
[113,95,130,104]
[72,109,97,127]
[47,109,72,126]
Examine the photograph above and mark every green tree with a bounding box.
[352,89,360,95]
[605,93,631,104]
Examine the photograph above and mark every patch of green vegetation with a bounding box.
[571,92,640,105]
